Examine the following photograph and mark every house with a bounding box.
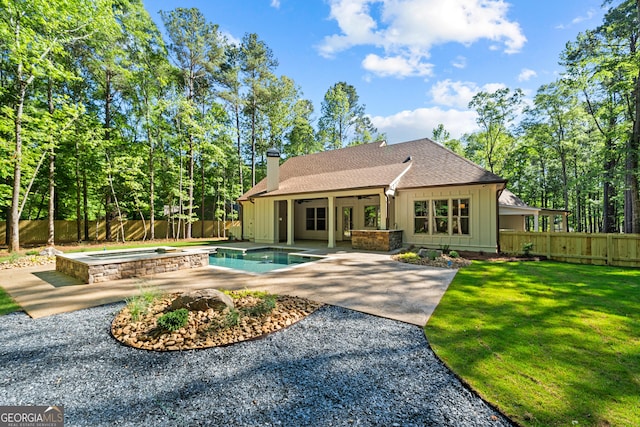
[499,189,569,232]
[239,138,507,252]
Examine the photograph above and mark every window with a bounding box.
[453,198,470,235]
[364,205,380,228]
[413,198,471,236]
[306,207,326,231]
[433,199,449,234]
[414,201,428,234]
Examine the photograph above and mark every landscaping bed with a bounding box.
[112,290,324,351]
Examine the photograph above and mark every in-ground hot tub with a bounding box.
[56,246,209,284]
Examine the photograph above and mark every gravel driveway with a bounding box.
[1,303,513,426]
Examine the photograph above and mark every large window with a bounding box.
[453,198,469,235]
[413,198,470,236]
[364,205,380,228]
[414,201,429,234]
[433,199,449,234]
[306,207,326,231]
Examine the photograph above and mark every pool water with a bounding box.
[209,248,322,274]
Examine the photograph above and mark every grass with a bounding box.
[424,261,640,427]
[0,286,21,315]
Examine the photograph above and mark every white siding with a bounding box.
[395,184,499,252]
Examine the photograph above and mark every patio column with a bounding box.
[380,190,388,230]
[534,213,539,232]
[287,199,294,246]
[328,196,335,248]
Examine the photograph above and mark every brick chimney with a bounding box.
[266,147,280,192]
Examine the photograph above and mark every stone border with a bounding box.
[56,247,209,284]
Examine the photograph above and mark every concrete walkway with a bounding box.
[1,247,458,326]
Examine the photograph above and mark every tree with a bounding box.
[318,82,377,150]
[0,0,108,251]
[161,7,224,238]
[562,0,640,232]
[285,99,320,157]
[432,123,464,155]
[467,88,523,175]
[240,33,278,186]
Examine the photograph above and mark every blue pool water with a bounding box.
[209,248,322,274]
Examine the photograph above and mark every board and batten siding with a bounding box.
[241,201,256,240]
[394,184,500,252]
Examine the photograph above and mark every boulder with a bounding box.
[40,247,63,256]
[417,248,442,259]
[169,289,234,312]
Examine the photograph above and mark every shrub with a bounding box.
[244,296,277,317]
[522,242,534,257]
[396,252,421,262]
[427,250,439,261]
[26,250,39,256]
[449,250,459,258]
[157,308,189,332]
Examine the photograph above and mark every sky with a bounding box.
[141,0,608,143]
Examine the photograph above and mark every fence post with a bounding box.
[606,234,613,265]
[546,232,551,260]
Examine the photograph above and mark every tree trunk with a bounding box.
[104,68,112,241]
[9,83,26,252]
[149,133,155,240]
[75,138,82,241]
[83,168,89,240]
[47,81,55,247]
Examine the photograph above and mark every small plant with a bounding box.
[8,252,21,263]
[396,252,421,263]
[225,308,241,327]
[439,244,450,253]
[522,242,534,257]
[26,250,39,256]
[427,250,439,261]
[223,289,274,300]
[157,308,189,332]
[244,295,277,317]
[126,286,163,322]
[449,250,460,258]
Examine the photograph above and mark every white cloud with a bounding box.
[451,55,467,69]
[371,107,478,142]
[319,0,526,78]
[429,80,506,108]
[572,9,595,25]
[270,0,281,8]
[518,68,537,82]
[362,53,433,78]
[556,8,597,29]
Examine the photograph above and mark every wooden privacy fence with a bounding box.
[500,231,640,268]
[0,220,241,246]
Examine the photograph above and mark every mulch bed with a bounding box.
[111,292,324,351]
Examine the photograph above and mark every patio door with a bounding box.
[342,207,353,240]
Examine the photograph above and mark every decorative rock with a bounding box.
[169,289,234,312]
[40,247,64,256]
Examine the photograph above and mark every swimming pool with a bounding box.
[209,248,324,274]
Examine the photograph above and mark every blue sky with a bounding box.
[142,0,607,143]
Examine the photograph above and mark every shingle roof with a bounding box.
[499,189,530,208]
[240,138,506,200]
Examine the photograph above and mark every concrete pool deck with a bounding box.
[1,245,458,326]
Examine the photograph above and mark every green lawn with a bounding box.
[425,261,640,427]
[0,286,20,315]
